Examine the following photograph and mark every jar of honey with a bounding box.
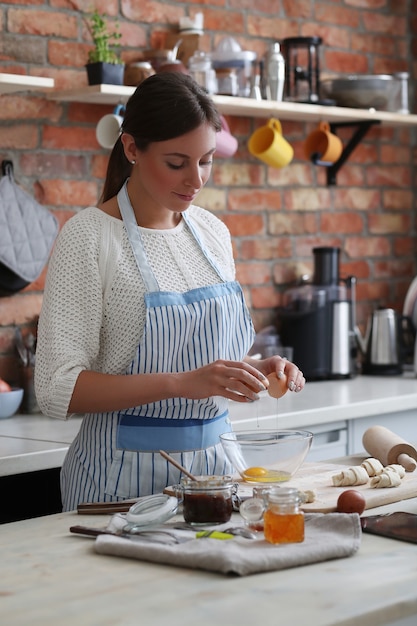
[263,487,304,544]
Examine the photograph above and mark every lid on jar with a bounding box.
[267,487,300,503]
[211,36,256,65]
[188,50,212,68]
[180,475,234,490]
[126,494,178,526]
[127,61,153,69]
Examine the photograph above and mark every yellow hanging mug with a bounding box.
[248,118,294,168]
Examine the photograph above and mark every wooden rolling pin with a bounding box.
[362,426,417,472]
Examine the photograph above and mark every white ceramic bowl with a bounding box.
[0,388,24,419]
[219,429,313,483]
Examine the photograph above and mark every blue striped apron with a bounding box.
[61,182,254,507]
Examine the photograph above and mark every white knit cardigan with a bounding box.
[35,205,236,420]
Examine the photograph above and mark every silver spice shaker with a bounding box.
[264,42,285,102]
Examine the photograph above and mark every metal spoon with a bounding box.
[69,524,190,544]
[173,522,257,540]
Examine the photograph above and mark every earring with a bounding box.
[131,160,136,165]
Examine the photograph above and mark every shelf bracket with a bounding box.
[325,119,381,186]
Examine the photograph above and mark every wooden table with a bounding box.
[1,498,416,626]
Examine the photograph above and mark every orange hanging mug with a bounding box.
[304,121,343,165]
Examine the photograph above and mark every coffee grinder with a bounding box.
[277,247,357,381]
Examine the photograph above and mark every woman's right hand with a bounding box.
[176,359,269,403]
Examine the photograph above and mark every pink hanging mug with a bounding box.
[215,116,238,158]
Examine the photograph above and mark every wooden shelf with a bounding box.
[213,95,417,128]
[49,84,134,105]
[0,72,54,94]
[48,84,417,127]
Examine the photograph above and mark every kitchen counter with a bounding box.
[1,373,416,477]
[1,488,416,626]
[0,413,80,477]
[230,370,417,429]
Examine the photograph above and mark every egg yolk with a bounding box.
[244,466,268,478]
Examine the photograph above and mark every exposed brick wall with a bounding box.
[0,0,416,384]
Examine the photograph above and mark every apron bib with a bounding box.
[105,182,254,497]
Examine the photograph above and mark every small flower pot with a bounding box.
[86,62,125,86]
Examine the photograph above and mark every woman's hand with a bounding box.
[245,355,305,393]
[175,359,270,403]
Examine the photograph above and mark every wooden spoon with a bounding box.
[159,450,198,481]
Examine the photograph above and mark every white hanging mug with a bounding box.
[96,104,125,149]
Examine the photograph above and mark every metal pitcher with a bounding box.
[356,308,412,375]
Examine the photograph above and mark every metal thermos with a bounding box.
[264,42,285,101]
[331,301,351,376]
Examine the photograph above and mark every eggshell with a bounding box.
[0,378,12,393]
[336,489,366,515]
[266,372,288,399]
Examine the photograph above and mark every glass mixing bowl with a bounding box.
[219,429,313,483]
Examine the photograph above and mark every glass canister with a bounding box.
[188,50,217,94]
[263,487,304,544]
[176,475,236,526]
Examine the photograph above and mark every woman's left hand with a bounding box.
[245,355,305,393]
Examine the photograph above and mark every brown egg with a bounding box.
[336,489,366,515]
[266,372,288,399]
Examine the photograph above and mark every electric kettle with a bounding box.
[356,308,413,375]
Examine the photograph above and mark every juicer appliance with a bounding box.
[277,247,357,381]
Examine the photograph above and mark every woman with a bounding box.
[35,73,305,511]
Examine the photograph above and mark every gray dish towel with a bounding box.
[94,513,361,576]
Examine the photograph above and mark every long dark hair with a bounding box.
[100,72,222,202]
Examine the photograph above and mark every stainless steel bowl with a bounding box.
[320,74,401,111]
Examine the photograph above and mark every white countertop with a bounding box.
[0,413,81,476]
[1,373,416,477]
[1,494,416,626]
[230,371,417,429]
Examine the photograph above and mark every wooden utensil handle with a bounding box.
[77,498,138,514]
[70,525,115,537]
[397,453,417,472]
[159,449,198,480]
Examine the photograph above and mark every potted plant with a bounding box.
[85,10,124,86]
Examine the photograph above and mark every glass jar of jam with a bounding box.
[263,487,304,544]
[177,476,236,526]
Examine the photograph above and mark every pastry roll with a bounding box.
[370,470,402,488]
[298,489,316,504]
[332,466,369,487]
[384,464,406,479]
[361,457,384,477]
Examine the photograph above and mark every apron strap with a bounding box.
[117,182,160,292]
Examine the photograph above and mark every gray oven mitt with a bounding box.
[0,161,58,294]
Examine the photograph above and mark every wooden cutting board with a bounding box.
[240,461,417,513]
[164,461,417,513]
